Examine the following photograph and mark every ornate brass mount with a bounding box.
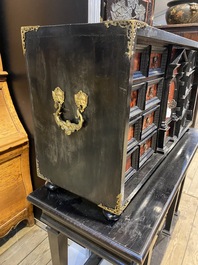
[104,20,147,59]
[52,87,88,135]
[21,26,40,55]
[98,194,129,216]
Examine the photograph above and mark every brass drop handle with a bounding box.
[52,87,88,135]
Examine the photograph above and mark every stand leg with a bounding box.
[163,191,179,235]
[175,176,186,215]
[47,226,68,265]
[84,253,102,265]
[143,250,152,265]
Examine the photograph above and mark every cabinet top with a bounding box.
[22,20,198,57]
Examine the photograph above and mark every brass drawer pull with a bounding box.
[52,87,88,135]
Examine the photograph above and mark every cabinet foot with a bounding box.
[103,210,120,221]
[45,181,58,191]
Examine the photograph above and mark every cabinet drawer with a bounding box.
[139,131,157,168]
[149,46,168,76]
[145,77,163,110]
[127,116,142,151]
[129,82,145,118]
[130,45,150,80]
[141,105,160,140]
[125,146,139,182]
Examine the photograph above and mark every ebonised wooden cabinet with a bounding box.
[23,20,198,218]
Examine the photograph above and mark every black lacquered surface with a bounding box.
[28,129,198,264]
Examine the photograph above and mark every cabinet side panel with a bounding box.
[25,23,130,208]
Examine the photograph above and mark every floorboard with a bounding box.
[0,225,48,265]
[0,224,35,256]
[182,206,198,265]
[160,194,198,265]
[18,237,51,265]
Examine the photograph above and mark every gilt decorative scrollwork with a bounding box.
[21,26,40,55]
[52,87,88,135]
[104,20,147,59]
[98,194,129,216]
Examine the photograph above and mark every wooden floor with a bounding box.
[0,135,198,265]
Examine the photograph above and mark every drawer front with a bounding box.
[127,116,142,151]
[145,78,163,110]
[140,138,152,157]
[149,47,168,76]
[125,146,139,182]
[129,82,146,119]
[139,131,157,168]
[125,154,132,172]
[146,83,158,101]
[133,52,141,72]
[128,124,135,142]
[130,45,150,80]
[130,90,138,108]
[142,112,155,131]
[141,105,160,140]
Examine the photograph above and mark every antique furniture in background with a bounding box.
[104,0,156,25]
[0,1,93,216]
[166,0,198,24]
[23,20,198,219]
[0,55,34,237]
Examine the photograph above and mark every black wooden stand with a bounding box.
[28,129,198,265]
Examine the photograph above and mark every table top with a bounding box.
[28,128,198,264]
[158,23,198,30]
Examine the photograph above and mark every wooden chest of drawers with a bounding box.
[22,20,198,218]
[0,57,34,237]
